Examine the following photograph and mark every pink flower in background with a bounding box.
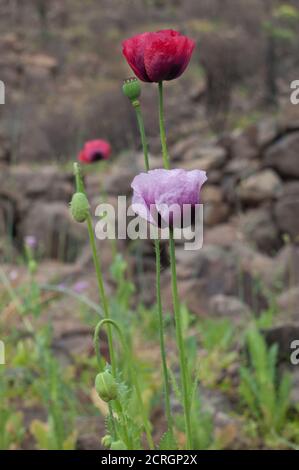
[78,140,111,164]
[131,168,207,228]
[122,29,195,83]
[9,270,19,281]
[72,280,89,294]
[24,235,37,249]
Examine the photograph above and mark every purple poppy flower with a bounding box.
[131,169,207,228]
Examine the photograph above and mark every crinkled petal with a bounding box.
[122,33,152,82]
[144,31,195,82]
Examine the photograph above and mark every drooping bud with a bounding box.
[101,434,112,448]
[122,77,141,107]
[110,440,127,450]
[95,371,118,402]
[70,192,90,223]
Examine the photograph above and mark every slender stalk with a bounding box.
[133,102,173,435]
[158,81,170,170]
[168,228,192,449]
[134,104,149,172]
[86,213,116,375]
[73,164,116,374]
[94,319,154,449]
[154,239,173,433]
[108,402,117,440]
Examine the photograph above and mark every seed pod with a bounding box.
[95,371,118,402]
[70,192,90,223]
[122,77,141,106]
[110,440,127,450]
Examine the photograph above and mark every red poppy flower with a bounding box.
[122,29,195,83]
[78,140,111,164]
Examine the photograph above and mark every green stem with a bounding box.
[154,239,173,434]
[108,402,117,440]
[133,102,173,435]
[134,104,149,172]
[86,214,116,376]
[75,153,116,375]
[158,81,170,170]
[94,319,154,449]
[168,228,192,449]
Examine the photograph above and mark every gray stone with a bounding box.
[209,294,251,324]
[238,169,283,203]
[240,208,281,253]
[264,132,299,178]
[275,182,299,240]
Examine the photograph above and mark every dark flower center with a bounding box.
[91,152,104,162]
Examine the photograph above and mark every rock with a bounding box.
[0,133,10,164]
[20,202,86,261]
[170,135,201,161]
[252,118,278,148]
[277,287,299,320]
[225,158,260,177]
[264,132,299,178]
[183,145,227,171]
[103,166,137,196]
[227,128,258,160]
[21,53,59,79]
[76,417,105,450]
[240,208,281,254]
[238,169,283,204]
[233,243,275,289]
[1,166,73,206]
[274,182,299,240]
[201,185,230,226]
[170,244,268,314]
[208,294,251,324]
[274,245,299,288]
[205,224,241,248]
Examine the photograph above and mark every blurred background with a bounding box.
[1,0,299,450]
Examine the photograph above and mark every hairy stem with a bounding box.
[94,319,154,449]
[134,104,149,172]
[154,239,173,434]
[133,102,173,436]
[168,228,192,449]
[86,214,116,375]
[158,81,170,170]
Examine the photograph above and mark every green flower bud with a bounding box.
[70,192,90,223]
[110,440,127,450]
[28,259,37,275]
[95,371,118,402]
[101,434,112,448]
[122,77,141,106]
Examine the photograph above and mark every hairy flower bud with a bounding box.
[70,192,90,223]
[122,77,141,106]
[101,434,112,448]
[110,440,127,450]
[95,371,118,402]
